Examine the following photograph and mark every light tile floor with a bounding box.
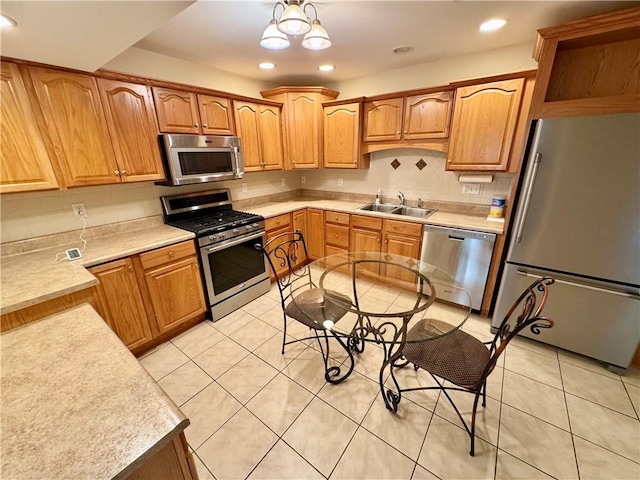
[140,286,640,480]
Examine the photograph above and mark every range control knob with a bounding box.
[252,223,259,229]
[245,225,252,231]
[208,235,215,241]
[232,228,239,234]
[217,233,226,240]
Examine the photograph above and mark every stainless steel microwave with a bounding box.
[157,134,244,186]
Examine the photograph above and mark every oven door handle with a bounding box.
[206,231,265,253]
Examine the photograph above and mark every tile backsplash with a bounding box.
[0,150,513,244]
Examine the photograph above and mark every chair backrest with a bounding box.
[481,276,555,381]
[255,230,313,308]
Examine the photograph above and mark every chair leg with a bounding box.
[281,313,288,354]
[482,380,487,408]
[470,391,482,457]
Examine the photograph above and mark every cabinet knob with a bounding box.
[396,131,400,135]
[377,237,380,243]
[194,123,199,128]
[404,130,408,134]
[169,251,175,256]
[334,216,338,221]
[203,123,208,128]
[276,220,280,224]
[114,170,120,176]
[384,239,388,244]
[447,159,452,163]
[121,170,128,175]
[128,265,134,271]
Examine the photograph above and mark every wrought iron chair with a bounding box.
[391,276,555,456]
[255,230,355,384]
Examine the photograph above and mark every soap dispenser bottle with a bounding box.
[375,188,381,204]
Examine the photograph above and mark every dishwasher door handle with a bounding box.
[448,235,465,242]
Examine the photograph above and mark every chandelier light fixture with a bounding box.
[260,0,331,51]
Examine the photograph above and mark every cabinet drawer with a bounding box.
[265,213,292,231]
[139,241,196,270]
[351,214,383,231]
[384,219,423,237]
[326,211,350,225]
[326,224,349,249]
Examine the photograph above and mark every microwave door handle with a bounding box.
[207,231,265,253]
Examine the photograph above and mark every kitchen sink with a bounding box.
[392,206,436,218]
[357,203,436,219]
[357,203,400,213]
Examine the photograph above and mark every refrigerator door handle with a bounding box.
[516,270,640,300]
[515,152,543,243]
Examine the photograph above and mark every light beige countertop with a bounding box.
[242,199,505,235]
[0,303,189,479]
[1,223,194,315]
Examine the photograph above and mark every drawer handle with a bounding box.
[169,251,175,256]
[276,220,281,224]
[128,265,134,271]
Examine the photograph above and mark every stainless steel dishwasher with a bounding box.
[420,225,496,311]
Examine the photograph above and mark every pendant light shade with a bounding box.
[261,19,291,49]
[277,3,311,36]
[301,19,331,50]
[260,1,330,50]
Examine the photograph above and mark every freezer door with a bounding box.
[492,264,640,369]
[509,113,640,286]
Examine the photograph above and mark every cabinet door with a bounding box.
[324,103,361,168]
[363,98,403,142]
[98,79,165,182]
[234,101,262,171]
[383,232,422,283]
[447,78,525,171]
[0,62,59,193]
[28,67,120,187]
[144,256,206,334]
[403,92,453,140]
[286,93,321,169]
[153,88,200,134]
[198,95,234,135]
[258,104,284,170]
[292,209,308,267]
[351,227,382,275]
[89,258,154,351]
[265,225,293,281]
[306,208,325,260]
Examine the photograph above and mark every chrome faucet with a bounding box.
[417,197,423,208]
[398,191,405,205]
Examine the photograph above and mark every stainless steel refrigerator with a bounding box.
[492,113,640,370]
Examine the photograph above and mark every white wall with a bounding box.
[328,43,536,98]
[103,47,277,98]
[305,149,513,206]
[0,170,300,243]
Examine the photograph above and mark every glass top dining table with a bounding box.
[290,251,473,409]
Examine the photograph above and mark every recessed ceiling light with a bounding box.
[258,62,276,70]
[392,46,414,55]
[0,14,17,29]
[318,65,335,72]
[479,18,507,32]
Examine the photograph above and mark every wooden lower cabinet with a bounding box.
[265,213,293,280]
[305,208,325,260]
[126,432,197,480]
[89,240,206,354]
[89,257,154,351]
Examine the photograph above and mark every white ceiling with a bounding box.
[1,1,638,85]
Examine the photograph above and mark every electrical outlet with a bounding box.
[462,183,480,195]
[281,178,286,187]
[301,175,306,185]
[337,178,344,187]
[71,203,86,218]
[241,183,247,193]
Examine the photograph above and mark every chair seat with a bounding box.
[285,288,352,330]
[402,327,491,389]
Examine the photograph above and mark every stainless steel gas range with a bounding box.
[161,189,270,321]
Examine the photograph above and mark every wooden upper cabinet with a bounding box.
[363,91,452,153]
[530,7,640,118]
[403,92,453,140]
[198,94,235,135]
[323,101,367,169]
[97,79,165,183]
[233,100,283,172]
[0,62,59,193]
[152,87,200,134]
[261,87,339,170]
[363,98,403,142]
[153,87,235,135]
[447,78,525,171]
[258,104,283,170]
[27,67,120,187]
